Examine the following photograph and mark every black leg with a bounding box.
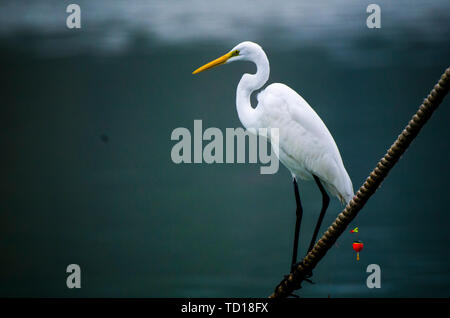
[291,178,303,271]
[307,175,330,253]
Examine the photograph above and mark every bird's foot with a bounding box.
[289,263,316,285]
[283,274,303,293]
[290,262,300,273]
[304,270,315,284]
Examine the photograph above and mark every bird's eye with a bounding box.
[232,50,240,56]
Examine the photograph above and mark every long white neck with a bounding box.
[236,50,270,129]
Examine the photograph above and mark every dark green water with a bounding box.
[0,1,449,297]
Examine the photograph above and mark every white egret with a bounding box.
[193,41,354,272]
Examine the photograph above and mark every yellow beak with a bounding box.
[192,51,234,74]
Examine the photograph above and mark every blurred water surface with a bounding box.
[0,0,449,297]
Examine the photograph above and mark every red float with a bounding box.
[352,241,364,261]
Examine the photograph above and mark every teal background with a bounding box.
[0,0,449,297]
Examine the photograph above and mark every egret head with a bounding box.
[192,41,263,74]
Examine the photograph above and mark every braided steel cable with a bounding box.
[270,67,450,298]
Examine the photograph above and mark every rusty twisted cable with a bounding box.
[270,67,450,298]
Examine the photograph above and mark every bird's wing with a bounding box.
[259,83,335,142]
[259,83,341,163]
[259,83,354,202]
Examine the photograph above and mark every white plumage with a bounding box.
[193,41,355,269]
[257,82,353,204]
[222,41,354,204]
